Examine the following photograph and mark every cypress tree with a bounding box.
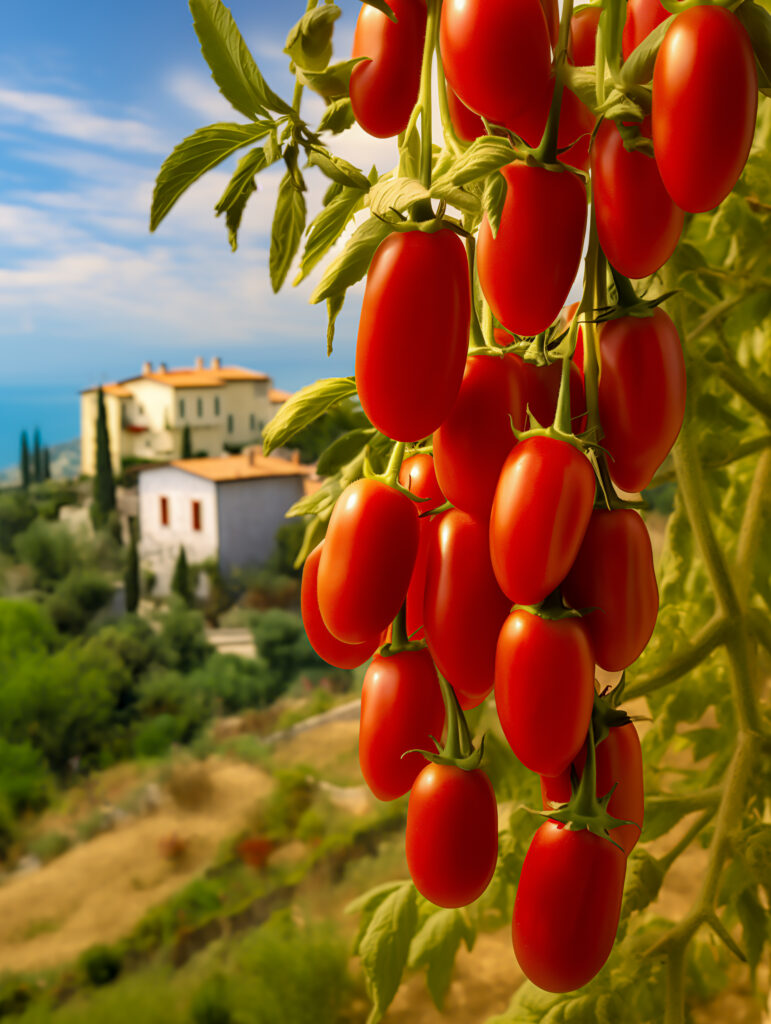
[124,517,140,613]
[171,546,193,604]
[33,428,42,483]
[181,424,193,458]
[92,386,116,528]
[43,448,51,480]
[20,431,30,489]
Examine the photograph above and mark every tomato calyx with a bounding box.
[594,262,677,324]
[405,673,485,771]
[514,588,584,623]
[363,441,434,503]
[379,601,428,658]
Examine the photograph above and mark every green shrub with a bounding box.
[190,975,232,1024]
[79,945,122,986]
[45,569,114,634]
[0,793,16,860]
[0,490,36,553]
[0,738,53,814]
[28,829,72,863]
[133,714,184,758]
[0,599,58,672]
[249,608,324,685]
[156,600,212,672]
[187,653,278,713]
[258,768,317,842]
[12,518,78,586]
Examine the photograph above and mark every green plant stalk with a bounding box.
[418,0,438,190]
[625,615,730,701]
[532,0,575,165]
[572,717,599,818]
[581,211,602,439]
[553,351,574,435]
[385,441,406,487]
[466,235,490,351]
[434,38,463,154]
[657,806,718,873]
[291,0,319,112]
[437,674,464,760]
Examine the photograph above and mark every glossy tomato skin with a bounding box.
[562,509,659,671]
[356,230,470,441]
[622,0,668,59]
[542,722,644,856]
[495,610,595,777]
[433,353,526,519]
[489,437,596,606]
[570,6,600,64]
[350,0,426,138]
[301,543,381,669]
[446,84,485,142]
[592,118,684,278]
[406,765,498,907]
[513,822,627,991]
[652,6,757,212]
[440,0,552,127]
[478,164,587,337]
[359,649,446,801]
[317,479,419,643]
[399,455,445,640]
[597,309,686,493]
[505,350,586,432]
[507,79,595,173]
[424,510,512,707]
[540,0,560,47]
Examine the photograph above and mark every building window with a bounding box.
[214,396,220,415]
[227,414,234,434]
[179,398,185,419]
[192,500,202,532]
[258,420,264,432]
[249,413,256,430]
[197,397,203,417]
[160,496,169,526]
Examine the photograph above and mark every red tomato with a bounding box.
[446,84,485,142]
[399,454,445,640]
[592,118,684,279]
[356,230,470,441]
[489,437,596,605]
[513,821,626,991]
[495,610,595,777]
[433,353,526,519]
[652,6,757,212]
[478,164,587,337]
[539,0,560,48]
[622,0,668,59]
[317,478,419,643]
[542,721,644,856]
[349,0,426,139]
[562,509,659,671]
[503,349,586,433]
[440,0,552,127]
[570,6,600,65]
[406,764,498,907]
[359,649,446,800]
[424,510,512,707]
[301,543,381,669]
[507,78,595,173]
[597,309,686,493]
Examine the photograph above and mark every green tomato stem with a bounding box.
[581,209,603,440]
[418,0,438,190]
[384,441,406,488]
[531,0,575,166]
[437,673,463,761]
[553,353,574,435]
[572,716,599,818]
[290,0,319,112]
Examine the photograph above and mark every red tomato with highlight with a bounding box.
[350,0,426,138]
[542,721,644,856]
[540,0,560,47]
[478,164,587,337]
[507,78,595,172]
[652,6,757,212]
[399,454,445,640]
[317,478,419,643]
[597,309,686,493]
[505,351,586,432]
[489,437,596,605]
[562,509,659,672]
[446,84,485,142]
[433,353,526,519]
[301,543,381,669]
[424,510,512,707]
[406,764,498,907]
[495,610,595,777]
[622,0,669,59]
[513,822,626,991]
[570,6,600,64]
[356,230,470,441]
[359,649,446,800]
[592,118,684,279]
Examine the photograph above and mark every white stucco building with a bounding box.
[137,450,316,594]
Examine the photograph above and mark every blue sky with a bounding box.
[0,0,397,460]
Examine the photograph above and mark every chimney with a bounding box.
[290,450,301,465]
[194,356,204,370]
[211,356,221,370]
[159,362,167,373]
[142,361,152,376]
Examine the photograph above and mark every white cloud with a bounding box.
[165,70,239,124]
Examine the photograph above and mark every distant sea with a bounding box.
[0,384,80,470]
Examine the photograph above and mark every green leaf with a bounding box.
[736,887,768,972]
[214,146,272,251]
[360,0,398,21]
[310,216,391,304]
[189,0,294,119]
[319,97,356,134]
[150,121,273,231]
[263,376,357,455]
[285,4,341,72]
[408,909,474,1011]
[432,136,515,190]
[307,148,371,190]
[294,514,327,569]
[327,292,345,355]
[562,65,599,108]
[286,485,337,518]
[316,428,377,476]
[399,117,422,179]
[621,849,665,917]
[297,57,365,100]
[369,177,430,216]
[359,882,418,1023]
[269,171,307,292]
[620,13,676,86]
[736,0,771,91]
[295,187,364,285]
[346,879,408,954]
[482,171,508,237]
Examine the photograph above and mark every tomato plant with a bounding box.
[399,453,445,639]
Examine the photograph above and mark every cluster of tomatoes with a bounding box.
[300,0,760,996]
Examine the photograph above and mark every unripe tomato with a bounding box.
[356,230,470,441]
[433,353,526,519]
[317,478,419,643]
[495,610,595,777]
[350,0,426,139]
[489,437,596,606]
[424,510,511,707]
[652,6,757,212]
[301,542,381,669]
[440,0,552,127]
[513,822,626,991]
[597,309,686,493]
[406,764,498,907]
[592,118,684,279]
[399,454,445,640]
[622,0,668,59]
[562,509,659,672]
[570,6,601,65]
[359,649,446,800]
[446,84,485,143]
[478,164,587,337]
[542,721,644,856]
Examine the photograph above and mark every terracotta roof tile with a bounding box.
[268,388,293,403]
[166,452,314,483]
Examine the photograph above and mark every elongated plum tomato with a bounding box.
[399,454,445,640]
[542,721,644,856]
[597,309,686,493]
[489,437,595,606]
[446,84,485,143]
[478,164,587,337]
[440,0,552,127]
[433,353,526,519]
[356,230,470,441]
[494,332,586,431]
[406,765,498,907]
[652,6,757,212]
[359,649,445,801]
[513,822,626,992]
[570,6,600,65]
[495,610,595,777]
[592,118,684,279]
[622,0,668,59]
[317,478,419,643]
[424,510,511,708]
[349,0,426,139]
[562,509,658,671]
[506,77,595,173]
[301,542,381,669]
